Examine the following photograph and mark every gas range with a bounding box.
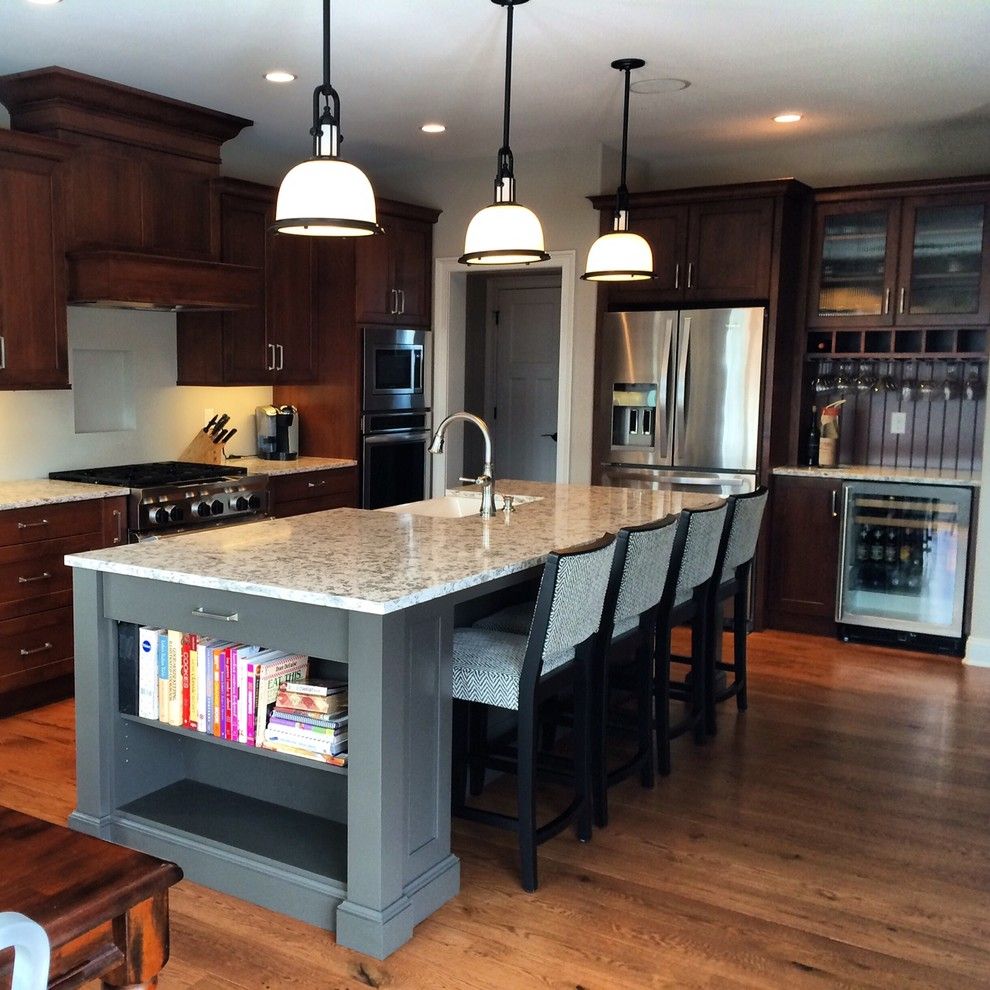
[49,461,269,539]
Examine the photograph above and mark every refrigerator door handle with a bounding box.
[657,317,674,459]
[674,316,691,461]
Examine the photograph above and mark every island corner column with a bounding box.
[335,599,460,958]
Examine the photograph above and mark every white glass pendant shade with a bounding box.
[460,203,550,265]
[582,230,655,281]
[273,157,380,236]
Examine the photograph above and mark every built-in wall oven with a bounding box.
[361,327,433,509]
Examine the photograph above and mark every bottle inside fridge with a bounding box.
[837,482,972,655]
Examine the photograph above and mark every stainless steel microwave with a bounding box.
[362,327,431,412]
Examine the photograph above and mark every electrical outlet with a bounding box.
[204,407,215,427]
[890,411,907,435]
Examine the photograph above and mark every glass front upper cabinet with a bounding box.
[896,195,990,326]
[808,200,901,328]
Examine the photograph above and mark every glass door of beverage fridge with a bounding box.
[837,482,972,638]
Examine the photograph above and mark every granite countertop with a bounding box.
[772,465,982,487]
[0,479,130,511]
[65,481,717,615]
[226,456,357,476]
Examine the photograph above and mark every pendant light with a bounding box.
[582,58,656,281]
[273,0,382,237]
[459,0,549,266]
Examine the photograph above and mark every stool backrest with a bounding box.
[607,515,680,635]
[669,501,729,605]
[524,533,616,682]
[717,486,768,584]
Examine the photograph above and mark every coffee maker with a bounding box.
[255,404,299,460]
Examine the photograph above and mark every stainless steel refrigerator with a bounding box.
[596,308,766,497]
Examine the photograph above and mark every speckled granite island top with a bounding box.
[772,465,981,487]
[65,481,716,614]
[0,479,129,510]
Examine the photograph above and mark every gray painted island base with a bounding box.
[68,567,478,958]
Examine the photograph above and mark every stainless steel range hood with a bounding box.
[67,250,262,311]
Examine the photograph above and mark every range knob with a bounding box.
[195,501,212,519]
[233,495,250,512]
[168,505,184,523]
[210,499,224,516]
[248,494,262,511]
[152,506,169,525]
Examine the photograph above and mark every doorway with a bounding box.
[463,271,562,483]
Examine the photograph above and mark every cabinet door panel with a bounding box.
[391,218,433,327]
[270,233,318,382]
[0,151,68,389]
[896,193,990,327]
[355,225,396,324]
[807,199,901,328]
[687,198,774,302]
[767,476,842,629]
[220,195,270,384]
[607,207,688,307]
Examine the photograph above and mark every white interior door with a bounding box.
[489,280,561,483]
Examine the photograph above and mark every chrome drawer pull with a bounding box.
[306,480,327,488]
[20,642,53,657]
[18,572,53,584]
[192,607,239,622]
[17,520,49,529]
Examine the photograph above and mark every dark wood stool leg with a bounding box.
[704,589,719,737]
[468,703,489,797]
[735,585,749,712]
[517,694,539,892]
[102,892,170,990]
[636,639,655,789]
[692,594,708,745]
[655,623,672,777]
[451,698,470,812]
[592,643,610,829]
[573,650,593,842]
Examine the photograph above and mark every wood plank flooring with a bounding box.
[1,630,988,989]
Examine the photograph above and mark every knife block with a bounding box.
[178,430,225,465]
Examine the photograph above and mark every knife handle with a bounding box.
[204,414,219,434]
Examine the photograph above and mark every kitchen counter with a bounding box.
[66,481,713,615]
[0,479,129,511]
[226,455,356,476]
[65,481,716,958]
[772,465,981,487]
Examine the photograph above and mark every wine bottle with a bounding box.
[805,405,820,467]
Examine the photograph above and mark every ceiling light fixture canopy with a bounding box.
[273,0,381,237]
[460,0,549,266]
[582,58,656,282]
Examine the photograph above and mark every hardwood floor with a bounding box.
[1,630,988,989]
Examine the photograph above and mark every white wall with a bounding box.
[0,307,271,480]
[375,143,608,484]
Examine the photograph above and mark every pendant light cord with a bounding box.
[312,0,341,157]
[495,1,516,193]
[615,63,632,223]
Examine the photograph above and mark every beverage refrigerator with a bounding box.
[836,481,973,655]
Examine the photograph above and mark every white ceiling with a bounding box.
[3,0,990,187]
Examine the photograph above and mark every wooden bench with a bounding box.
[0,806,182,989]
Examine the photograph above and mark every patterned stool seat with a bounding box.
[475,602,639,641]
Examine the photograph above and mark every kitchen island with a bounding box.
[65,481,717,958]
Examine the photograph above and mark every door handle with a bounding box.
[192,607,239,622]
[674,263,680,290]
[18,572,52,584]
[657,317,674,459]
[20,642,53,657]
[883,287,891,315]
[398,289,406,315]
[687,262,694,289]
[675,317,691,456]
[899,287,906,314]
[390,288,398,314]
[276,343,284,371]
[831,489,839,518]
[541,432,558,442]
[266,343,276,371]
[17,519,49,530]
[0,334,5,370]
[112,508,123,545]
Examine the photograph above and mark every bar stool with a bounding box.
[450,533,615,892]
[656,500,728,776]
[703,486,768,735]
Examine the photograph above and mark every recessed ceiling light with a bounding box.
[421,123,446,134]
[629,77,690,94]
[773,112,802,124]
[264,70,297,84]
[26,0,63,5]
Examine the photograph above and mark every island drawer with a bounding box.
[0,605,74,690]
[102,575,351,661]
[0,500,103,547]
[0,534,97,620]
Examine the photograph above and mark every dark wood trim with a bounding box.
[814,173,990,202]
[589,178,810,211]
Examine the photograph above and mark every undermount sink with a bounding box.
[382,492,543,518]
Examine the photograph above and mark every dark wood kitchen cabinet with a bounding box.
[807,178,990,330]
[765,474,843,636]
[268,467,359,518]
[0,130,70,390]
[590,184,779,308]
[355,201,441,327]
[0,496,124,715]
[177,179,318,385]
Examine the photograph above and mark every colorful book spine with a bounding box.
[157,632,169,724]
[268,715,347,737]
[264,726,347,755]
[260,740,348,766]
[180,634,191,728]
[270,710,348,730]
[211,642,225,737]
[188,633,199,731]
[138,626,161,720]
[254,657,309,747]
[166,629,183,726]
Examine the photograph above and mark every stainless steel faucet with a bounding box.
[428,412,497,518]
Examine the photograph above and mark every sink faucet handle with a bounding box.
[502,495,515,514]
[459,475,485,485]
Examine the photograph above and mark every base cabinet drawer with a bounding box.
[269,468,358,518]
[0,606,74,691]
[273,493,354,519]
[0,500,103,546]
[0,533,98,620]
